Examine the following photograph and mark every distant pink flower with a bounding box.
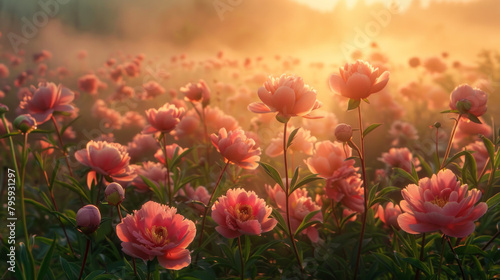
[329,60,390,100]
[130,161,169,193]
[454,117,492,148]
[33,50,52,63]
[265,126,316,157]
[117,201,196,270]
[408,57,420,68]
[379,147,421,173]
[211,128,261,170]
[180,80,210,106]
[78,74,104,95]
[142,81,165,100]
[449,84,487,117]
[423,56,447,74]
[325,175,364,213]
[154,143,187,165]
[248,74,322,122]
[377,202,402,229]
[181,184,210,213]
[397,169,487,238]
[212,188,277,238]
[301,111,338,140]
[462,141,490,176]
[75,141,136,189]
[388,121,419,146]
[110,65,123,82]
[204,106,239,135]
[19,82,75,124]
[143,103,184,134]
[91,100,122,129]
[124,62,140,77]
[110,84,135,101]
[305,140,357,180]
[122,111,146,128]
[0,63,9,78]
[266,185,322,242]
[126,134,158,162]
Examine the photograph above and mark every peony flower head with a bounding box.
[265,126,316,157]
[335,123,353,142]
[117,201,196,270]
[212,188,277,239]
[179,79,211,107]
[305,140,357,180]
[329,60,389,100]
[130,161,169,193]
[377,202,402,229]
[449,84,487,118]
[13,114,37,133]
[75,140,136,189]
[105,182,125,206]
[143,103,185,134]
[397,169,487,238]
[378,147,421,173]
[211,128,261,170]
[248,74,322,122]
[76,205,101,235]
[19,82,75,124]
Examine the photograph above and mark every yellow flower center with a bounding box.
[235,203,254,221]
[148,225,169,246]
[430,197,448,208]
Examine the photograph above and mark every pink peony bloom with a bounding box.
[212,188,277,238]
[388,121,419,146]
[130,161,169,193]
[117,201,196,270]
[122,111,146,128]
[75,141,136,189]
[248,74,322,122]
[0,63,9,78]
[397,169,487,238]
[126,134,158,162]
[423,56,447,74]
[449,84,487,117]
[408,57,420,68]
[301,111,338,140]
[325,175,364,213]
[211,128,261,170]
[378,147,421,173]
[462,141,490,176]
[33,50,52,63]
[329,60,390,100]
[454,117,492,148]
[377,202,402,229]
[142,81,166,100]
[179,79,211,107]
[19,82,75,124]
[265,126,316,157]
[266,185,322,242]
[305,140,357,180]
[78,74,104,95]
[154,143,187,165]
[143,103,185,134]
[180,184,210,213]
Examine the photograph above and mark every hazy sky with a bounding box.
[290,0,476,11]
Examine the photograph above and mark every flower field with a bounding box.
[1,0,500,279]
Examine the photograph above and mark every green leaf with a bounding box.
[294,210,321,237]
[139,175,164,202]
[170,148,192,169]
[454,244,487,257]
[19,242,34,280]
[376,186,401,198]
[486,192,500,209]
[440,109,460,114]
[393,168,418,185]
[271,209,288,234]
[24,198,52,213]
[402,258,430,275]
[286,127,301,149]
[368,183,379,208]
[37,238,57,280]
[463,151,478,186]
[290,173,322,194]
[56,180,91,203]
[289,166,300,191]
[258,162,284,191]
[444,150,469,168]
[480,135,496,168]
[30,129,54,134]
[362,98,370,104]
[416,154,433,177]
[0,131,21,139]
[60,116,81,137]
[467,113,482,124]
[347,98,361,110]
[60,257,80,279]
[363,123,382,138]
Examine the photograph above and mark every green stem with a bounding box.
[161,134,172,205]
[51,116,74,177]
[440,114,462,170]
[77,239,91,280]
[283,123,304,276]
[446,236,466,280]
[238,236,245,280]
[353,105,369,280]
[1,114,19,176]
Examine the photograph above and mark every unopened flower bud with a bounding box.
[13,114,37,133]
[105,182,125,206]
[335,123,353,142]
[76,205,101,235]
[434,122,441,128]
[0,103,9,114]
[456,100,472,114]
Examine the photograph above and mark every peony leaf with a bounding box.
[289,166,300,191]
[294,210,321,237]
[290,173,322,194]
[139,175,164,202]
[271,208,288,234]
[467,113,482,124]
[286,127,300,149]
[393,168,419,185]
[258,162,284,191]
[480,135,496,169]
[363,123,382,138]
[347,98,361,111]
[37,238,57,280]
[486,192,500,209]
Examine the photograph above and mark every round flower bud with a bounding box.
[0,103,9,115]
[105,182,125,206]
[76,205,101,235]
[434,122,441,129]
[13,114,37,133]
[335,123,353,142]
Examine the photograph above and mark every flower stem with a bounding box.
[414,233,426,280]
[446,236,466,280]
[238,236,245,280]
[283,123,304,276]
[1,114,19,176]
[77,239,91,280]
[132,258,137,277]
[437,234,446,279]
[353,105,369,280]
[51,116,74,177]
[117,205,123,222]
[482,230,500,250]
[197,161,230,257]
[435,126,441,169]
[161,134,172,205]
[440,114,462,170]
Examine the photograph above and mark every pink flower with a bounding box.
[179,80,211,106]
[462,141,490,176]
[126,134,158,162]
[378,147,421,173]
[130,161,169,193]
[423,56,447,74]
[211,128,261,170]
[305,140,357,179]
[154,143,187,165]
[248,74,322,122]
[142,81,166,100]
[266,185,322,242]
[389,121,419,146]
[212,188,277,238]
[325,175,364,213]
[33,50,52,63]
[75,141,136,189]
[301,111,338,140]
[408,57,420,68]
[19,82,74,124]
[0,63,9,78]
[122,111,146,128]
[117,201,196,270]
[329,60,390,100]
[181,184,210,213]
[377,202,402,229]
[449,84,487,117]
[334,123,353,142]
[143,103,185,134]
[454,117,492,148]
[397,169,487,238]
[265,126,316,157]
[76,205,101,235]
[78,74,104,95]
[105,182,125,206]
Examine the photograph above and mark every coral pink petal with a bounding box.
[215,226,241,239]
[157,248,191,270]
[236,219,262,235]
[248,102,272,114]
[397,213,419,234]
[442,222,475,238]
[371,71,390,93]
[345,73,371,99]
[329,74,345,94]
[272,86,296,115]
